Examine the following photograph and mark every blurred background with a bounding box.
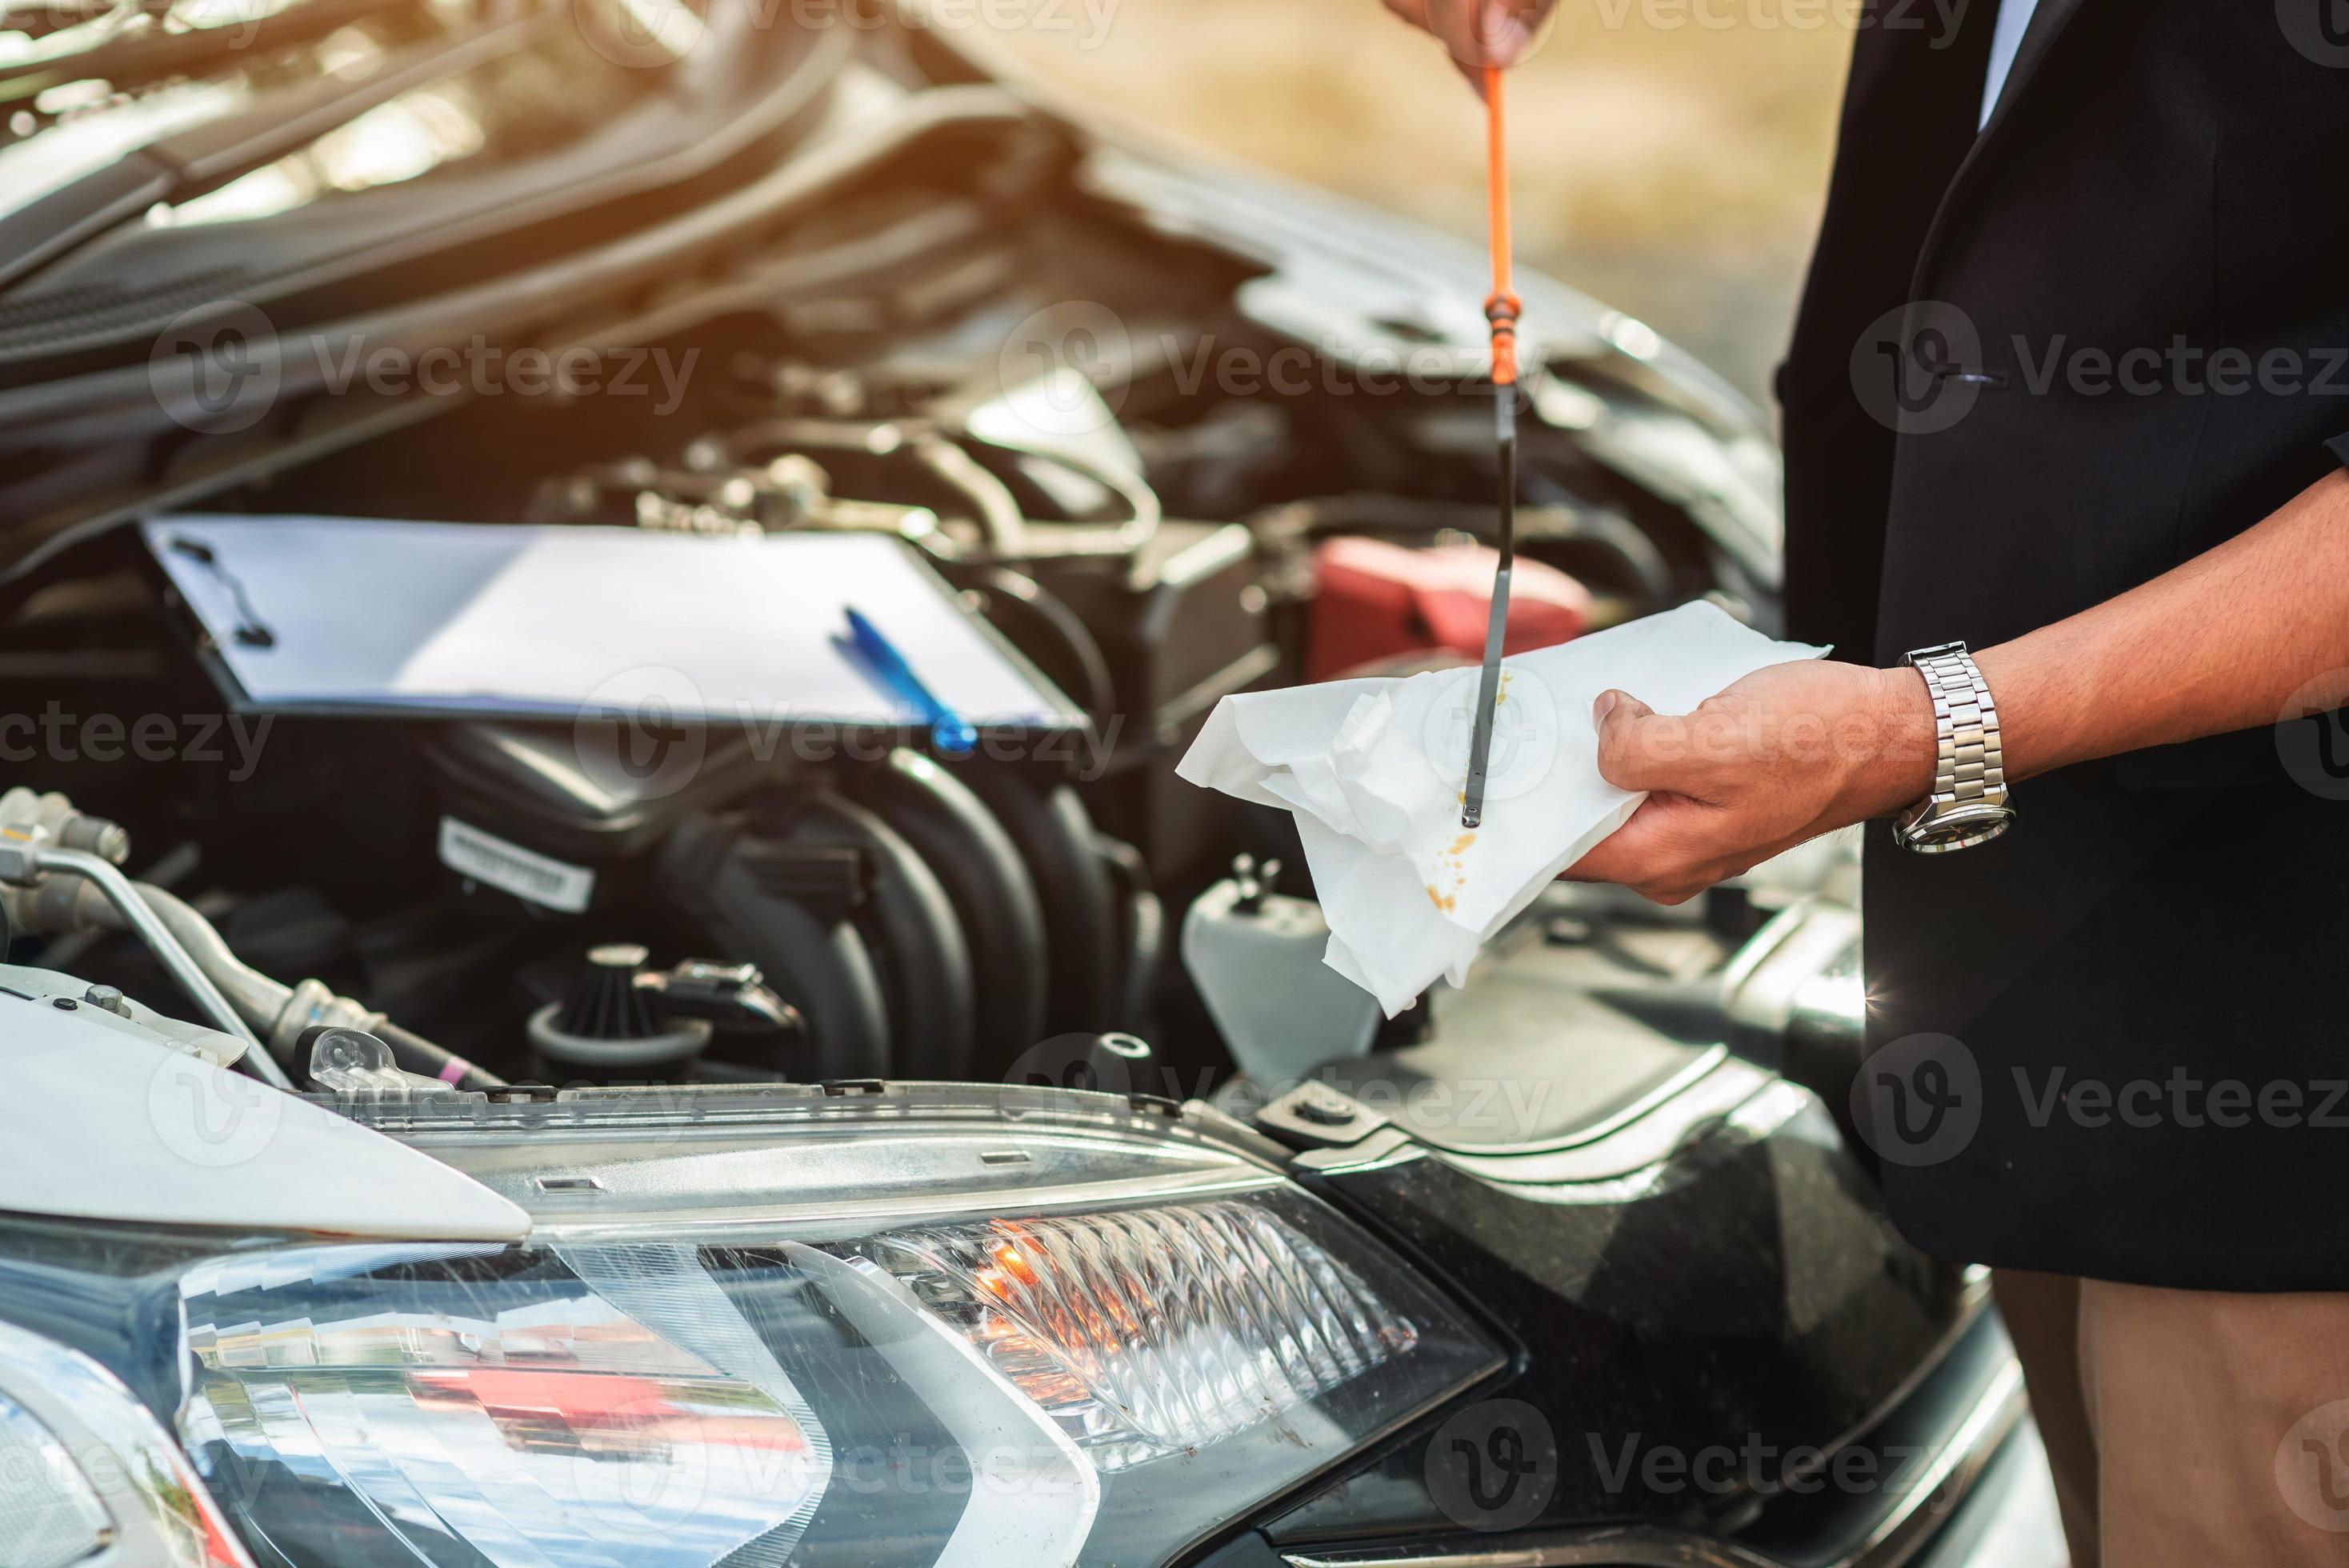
[986,0,1855,416]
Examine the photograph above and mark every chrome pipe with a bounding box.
[34,846,289,1088]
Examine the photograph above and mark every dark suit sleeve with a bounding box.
[2328,433,2349,471]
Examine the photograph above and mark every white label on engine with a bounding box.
[438,818,594,913]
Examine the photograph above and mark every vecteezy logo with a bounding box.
[1425,1399,1556,1533]
[1000,1031,1178,1121]
[1415,0,1554,71]
[571,1391,715,1538]
[574,666,710,802]
[150,302,282,435]
[1850,301,1985,436]
[572,0,706,68]
[2275,671,2349,801]
[2279,0,2349,66]
[1422,664,1561,814]
[2277,1401,2349,1531]
[1850,1032,1982,1167]
[148,1050,286,1170]
[992,302,1132,440]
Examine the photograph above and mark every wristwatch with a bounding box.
[1892,642,2014,854]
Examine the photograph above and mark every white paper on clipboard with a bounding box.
[142,518,1078,728]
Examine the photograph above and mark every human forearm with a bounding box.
[1570,466,2349,904]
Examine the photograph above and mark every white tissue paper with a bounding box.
[1176,601,1827,1016]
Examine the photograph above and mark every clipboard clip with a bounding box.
[166,534,276,649]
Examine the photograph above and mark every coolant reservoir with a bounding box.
[1181,866,1379,1085]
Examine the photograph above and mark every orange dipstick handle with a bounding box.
[1484,66,1521,388]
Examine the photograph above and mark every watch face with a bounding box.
[1899,799,2014,854]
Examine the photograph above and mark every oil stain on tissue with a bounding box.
[1425,830,1476,913]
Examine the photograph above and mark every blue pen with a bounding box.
[845,606,978,756]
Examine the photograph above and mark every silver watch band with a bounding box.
[1910,642,2006,811]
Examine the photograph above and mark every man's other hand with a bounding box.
[1380,0,1556,72]
[1567,660,1939,905]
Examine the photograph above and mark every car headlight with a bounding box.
[0,1087,1501,1567]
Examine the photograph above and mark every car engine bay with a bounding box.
[0,84,1843,1129]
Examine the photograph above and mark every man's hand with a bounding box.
[1567,659,1938,905]
[1381,0,1555,71]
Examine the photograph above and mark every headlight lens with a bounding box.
[0,1390,115,1568]
[182,1242,834,1568]
[863,1201,1417,1472]
[0,1090,1500,1567]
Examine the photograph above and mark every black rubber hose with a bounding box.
[656,813,890,1080]
[943,564,1117,725]
[764,792,975,1082]
[857,750,1049,1075]
[1090,833,1165,1034]
[375,1019,508,1092]
[958,770,1118,1036]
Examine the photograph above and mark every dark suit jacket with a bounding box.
[1779,0,2349,1289]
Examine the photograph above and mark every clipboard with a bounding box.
[141,517,1085,737]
